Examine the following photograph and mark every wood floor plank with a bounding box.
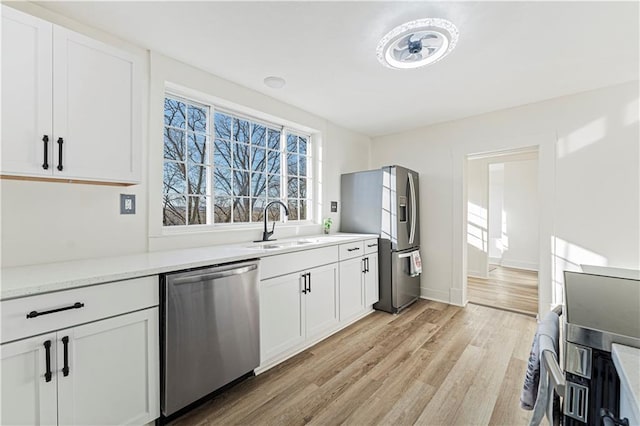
[169,300,535,426]
[468,266,538,316]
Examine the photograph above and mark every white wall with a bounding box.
[466,157,489,278]
[371,80,639,316]
[488,163,504,262]
[501,159,539,270]
[0,3,371,267]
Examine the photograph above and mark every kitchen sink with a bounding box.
[245,238,323,250]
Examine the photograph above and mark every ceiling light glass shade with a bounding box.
[376,18,459,69]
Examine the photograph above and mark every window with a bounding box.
[162,95,312,227]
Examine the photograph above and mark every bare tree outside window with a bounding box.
[163,95,311,227]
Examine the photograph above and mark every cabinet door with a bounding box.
[0,333,58,426]
[305,263,339,340]
[339,257,365,321]
[52,26,141,183]
[1,6,53,177]
[364,254,379,306]
[57,308,159,426]
[260,273,305,362]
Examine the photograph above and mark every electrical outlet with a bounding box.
[331,201,338,212]
[120,194,136,215]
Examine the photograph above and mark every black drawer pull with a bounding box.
[57,137,64,171]
[347,247,360,252]
[367,243,377,248]
[307,272,311,293]
[302,273,307,294]
[44,340,52,382]
[27,302,84,319]
[62,336,70,377]
[42,135,49,170]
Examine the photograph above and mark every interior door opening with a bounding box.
[465,147,540,317]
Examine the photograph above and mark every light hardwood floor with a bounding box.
[468,266,538,317]
[170,300,537,426]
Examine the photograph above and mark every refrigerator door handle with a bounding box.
[408,172,416,245]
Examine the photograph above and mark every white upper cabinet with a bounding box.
[1,7,53,177]
[1,6,141,185]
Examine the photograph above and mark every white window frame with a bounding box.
[162,89,315,231]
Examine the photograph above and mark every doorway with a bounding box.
[465,148,539,316]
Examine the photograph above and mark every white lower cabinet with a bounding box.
[364,254,379,307]
[260,263,338,364]
[339,257,365,321]
[1,308,158,426]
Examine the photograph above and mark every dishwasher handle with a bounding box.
[171,264,258,285]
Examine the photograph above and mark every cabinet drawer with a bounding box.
[364,239,379,254]
[1,276,158,344]
[260,246,339,280]
[339,241,365,260]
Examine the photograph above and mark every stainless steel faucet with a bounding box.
[255,200,289,242]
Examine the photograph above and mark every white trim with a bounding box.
[500,259,539,272]
[420,287,450,304]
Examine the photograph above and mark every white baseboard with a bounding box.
[501,259,538,271]
[420,287,450,304]
[467,272,488,279]
[489,257,502,264]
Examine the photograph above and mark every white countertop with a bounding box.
[0,233,377,301]
[612,343,640,423]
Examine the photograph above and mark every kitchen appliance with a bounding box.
[561,270,640,425]
[160,260,260,420]
[340,165,421,313]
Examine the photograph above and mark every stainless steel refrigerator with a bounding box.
[340,165,421,313]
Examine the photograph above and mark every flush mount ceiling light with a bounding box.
[263,76,286,89]
[376,18,459,70]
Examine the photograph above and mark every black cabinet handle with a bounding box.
[27,302,84,319]
[367,243,377,248]
[362,258,367,273]
[365,257,370,273]
[42,135,49,170]
[62,336,70,377]
[307,272,311,293]
[44,340,52,382]
[302,273,307,294]
[347,247,360,252]
[56,137,64,171]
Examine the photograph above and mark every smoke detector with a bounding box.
[377,18,459,69]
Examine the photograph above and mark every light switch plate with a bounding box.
[120,194,136,215]
[331,201,338,212]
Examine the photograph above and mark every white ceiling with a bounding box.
[35,1,639,137]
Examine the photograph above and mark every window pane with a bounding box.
[299,155,307,176]
[288,177,299,198]
[288,200,299,221]
[267,150,280,174]
[163,194,186,226]
[251,147,266,172]
[187,164,207,195]
[300,199,307,220]
[233,142,250,170]
[233,118,250,143]
[214,139,232,168]
[214,167,232,196]
[267,175,280,198]
[299,178,307,198]
[164,98,185,129]
[251,172,266,198]
[164,129,185,161]
[233,198,250,222]
[299,137,307,155]
[233,170,250,196]
[251,124,266,146]
[214,197,232,223]
[252,198,266,222]
[287,134,297,153]
[267,204,281,221]
[268,129,281,149]
[214,112,231,139]
[163,162,186,194]
[187,104,207,133]
[187,133,207,165]
[188,195,207,225]
[287,153,298,175]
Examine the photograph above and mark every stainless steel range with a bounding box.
[562,269,640,425]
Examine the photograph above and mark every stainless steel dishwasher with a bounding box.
[161,259,260,418]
